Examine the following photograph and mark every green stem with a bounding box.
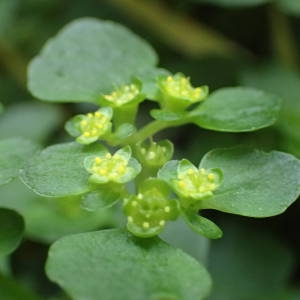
[269,5,299,69]
[113,105,138,128]
[120,119,186,146]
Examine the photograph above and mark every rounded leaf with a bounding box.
[28,18,157,103]
[20,142,107,197]
[46,229,211,300]
[0,208,24,256]
[199,146,300,217]
[192,87,281,132]
[0,138,40,186]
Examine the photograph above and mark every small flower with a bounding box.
[174,160,221,201]
[123,179,179,238]
[135,139,173,168]
[158,159,222,208]
[100,81,144,107]
[65,107,113,144]
[157,73,208,111]
[84,146,141,184]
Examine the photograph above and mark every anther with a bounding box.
[99,169,107,175]
[143,222,150,229]
[159,220,165,226]
[164,206,170,213]
[95,157,102,164]
[207,173,215,181]
[178,181,185,188]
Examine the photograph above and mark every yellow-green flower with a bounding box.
[84,146,141,184]
[65,107,112,144]
[158,159,222,208]
[100,81,144,108]
[123,179,179,238]
[157,73,208,111]
[174,163,220,200]
[135,139,174,168]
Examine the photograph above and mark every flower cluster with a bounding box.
[64,73,223,238]
[123,179,179,237]
[100,82,144,108]
[157,73,208,111]
[84,146,141,184]
[158,159,222,208]
[175,164,219,200]
[135,139,173,168]
[65,107,112,144]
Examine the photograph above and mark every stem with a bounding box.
[269,5,299,69]
[120,119,186,146]
[113,105,138,128]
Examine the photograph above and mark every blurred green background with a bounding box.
[1,0,300,299]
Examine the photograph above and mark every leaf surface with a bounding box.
[28,18,157,103]
[47,229,211,300]
[199,147,300,217]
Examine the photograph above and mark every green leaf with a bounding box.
[192,87,281,132]
[199,146,300,217]
[240,64,300,154]
[28,18,157,103]
[0,179,115,243]
[208,219,294,300]
[192,0,269,7]
[0,138,40,186]
[0,103,63,143]
[0,208,24,256]
[276,0,300,16]
[182,209,223,239]
[0,0,19,38]
[46,229,211,300]
[20,142,106,197]
[81,184,123,211]
[0,273,43,300]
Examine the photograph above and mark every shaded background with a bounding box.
[1,0,300,299]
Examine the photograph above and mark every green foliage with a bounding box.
[0,138,40,186]
[0,208,24,256]
[0,273,42,300]
[2,8,300,299]
[0,103,63,143]
[46,229,212,300]
[28,18,157,103]
[199,146,300,217]
[192,87,281,132]
[0,0,19,38]
[276,0,300,16]
[0,179,115,243]
[240,64,300,155]
[20,142,106,197]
